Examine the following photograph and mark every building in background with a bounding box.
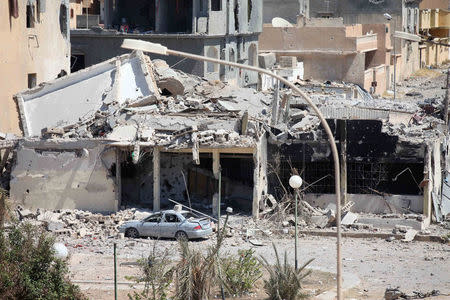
[419,0,450,66]
[259,18,392,96]
[70,0,263,88]
[0,0,71,134]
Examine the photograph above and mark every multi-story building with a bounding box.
[264,0,423,85]
[70,0,263,87]
[0,0,70,134]
[259,18,392,96]
[419,0,450,66]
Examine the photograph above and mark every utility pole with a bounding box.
[444,67,450,133]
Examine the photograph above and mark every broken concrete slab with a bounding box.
[15,51,159,137]
[310,215,329,228]
[402,229,418,242]
[258,52,276,69]
[341,211,358,226]
[107,125,138,141]
[47,221,65,232]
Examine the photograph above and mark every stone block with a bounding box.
[258,53,276,69]
[47,221,65,232]
[341,211,358,226]
[310,215,329,228]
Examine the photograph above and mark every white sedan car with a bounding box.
[118,210,213,240]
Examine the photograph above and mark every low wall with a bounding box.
[304,193,423,214]
[10,141,117,213]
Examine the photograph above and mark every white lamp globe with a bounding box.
[289,175,303,189]
[53,243,68,259]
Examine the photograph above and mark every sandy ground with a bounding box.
[67,234,450,299]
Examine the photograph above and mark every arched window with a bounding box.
[248,43,257,66]
[206,47,219,73]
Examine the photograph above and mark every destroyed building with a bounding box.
[263,0,423,83]
[5,49,448,227]
[0,0,71,134]
[258,18,392,96]
[70,0,263,88]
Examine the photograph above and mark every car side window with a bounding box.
[164,213,180,223]
[145,214,161,223]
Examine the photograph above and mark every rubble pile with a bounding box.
[35,55,272,154]
[13,206,152,238]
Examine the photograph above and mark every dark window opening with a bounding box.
[365,51,376,70]
[165,0,192,33]
[121,151,154,208]
[247,0,252,22]
[70,8,74,19]
[59,4,68,38]
[234,2,239,31]
[10,0,19,19]
[268,142,424,198]
[28,73,37,89]
[188,153,254,214]
[211,0,221,11]
[347,162,423,195]
[26,5,35,28]
[71,54,85,73]
[112,0,156,33]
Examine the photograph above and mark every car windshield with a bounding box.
[181,212,200,219]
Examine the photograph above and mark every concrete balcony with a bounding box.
[356,34,378,53]
[420,8,450,30]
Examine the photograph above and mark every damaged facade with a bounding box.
[8,50,449,227]
[70,0,263,88]
[0,0,70,134]
[263,0,423,84]
[419,0,450,67]
[258,18,393,96]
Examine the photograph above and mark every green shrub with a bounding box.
[0,222,85,300]
[127,243,174,300]
[221,249,262,297]
[174,216,229,300]
[259,243,313,300]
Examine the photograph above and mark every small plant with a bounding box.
[259,243,314,300]
[221,249,262,297]
[0,221,86,299]
[127,242,174,300]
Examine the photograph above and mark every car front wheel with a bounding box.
[125,228,139,238]
[175,231,188,240]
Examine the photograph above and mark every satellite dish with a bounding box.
[272,17,293,27]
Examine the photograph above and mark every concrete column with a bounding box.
[155,0,161,33]
[212,150,220,216]
[192,0,198,34]
[115,148,122,211]
[153,147,161,212]
[252,147,260,219]
[423,146,432,227]
[338,120,347,204]
[104,0,111,28]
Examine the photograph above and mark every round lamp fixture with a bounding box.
[289,175,303,189]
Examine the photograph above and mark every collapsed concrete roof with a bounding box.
[12,50,445,154]
[15,51,159,137]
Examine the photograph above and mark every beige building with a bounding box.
[259,18,392,96]
[0,0,70,134]
[419,0,450,66]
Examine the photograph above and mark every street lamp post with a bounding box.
[289,175,303,270]
[384,13,396,100]
[121,39,343,300]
